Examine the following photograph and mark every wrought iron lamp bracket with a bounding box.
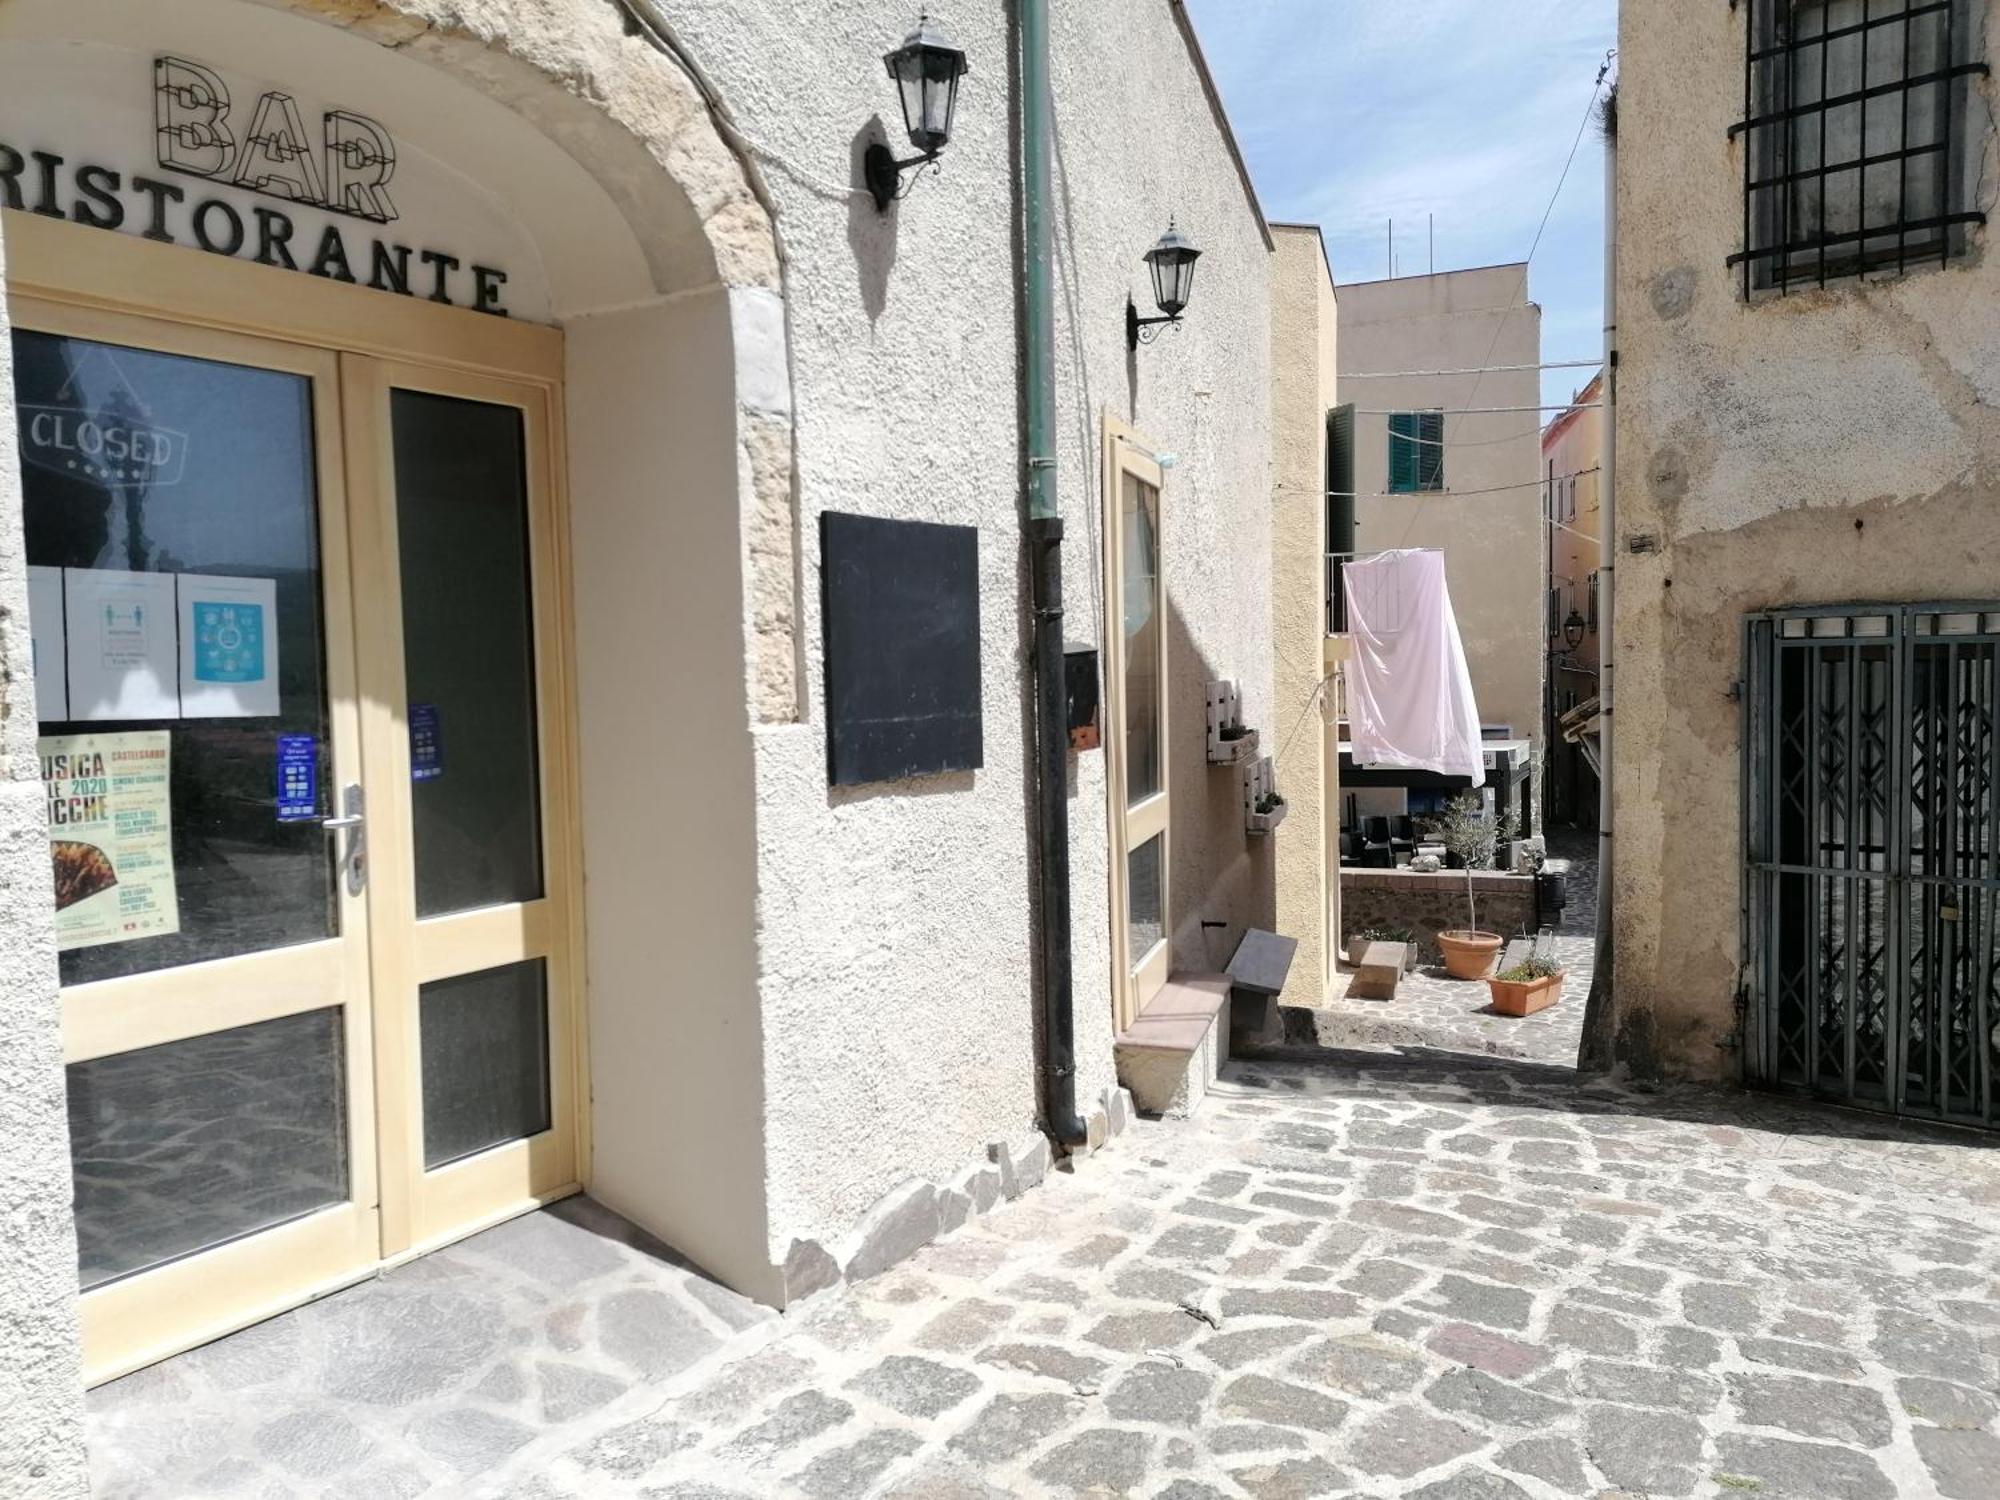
[865,143,942,212]
[1127,299,1183,350]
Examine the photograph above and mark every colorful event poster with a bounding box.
[178,573,280,718]
[62,569,179,721]
[26,565,67,722]
[40,730,179,952]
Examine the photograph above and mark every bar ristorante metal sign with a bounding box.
[0,55,511,316]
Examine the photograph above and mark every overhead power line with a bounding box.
[1356,404,1603,416]
[1343,359,1603,379]
[1328,465,1602,502]
[1392,48,1615,551]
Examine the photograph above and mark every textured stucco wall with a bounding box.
[644,0,1274,1262]
[1614,1,2000,1077]
[1269,226,1338,1005]
[0,213,89,1498]
[1338,268,1545,771]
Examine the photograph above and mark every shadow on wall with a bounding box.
[847,116,899,322]
[1165,590,1277,976]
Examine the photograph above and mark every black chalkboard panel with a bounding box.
[821,511,982,786]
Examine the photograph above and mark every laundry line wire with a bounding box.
[1342,359,1603,379]
[1392,47,1614,555]
[1322,465,1603,502]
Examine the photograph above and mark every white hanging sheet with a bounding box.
[1341,548,1485,786]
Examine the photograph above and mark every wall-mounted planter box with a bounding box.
[1248,803,1288,835]
[1206,680,1259,765]
[1243,754,1286,835]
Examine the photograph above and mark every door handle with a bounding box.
[323,783,366,896]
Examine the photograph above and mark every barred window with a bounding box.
[1733,0,1989,294]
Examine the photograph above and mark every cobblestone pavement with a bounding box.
[465,1054,2000,1500]
[1315,830,1601,1069]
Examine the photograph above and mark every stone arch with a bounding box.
[273,0,801,722]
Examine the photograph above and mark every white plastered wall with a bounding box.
[647,0,1277,1265]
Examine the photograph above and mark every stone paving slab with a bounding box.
[458,1055,1998,1499]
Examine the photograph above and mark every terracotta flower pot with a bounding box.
[1437,929,1503,980]
[1487,970,1565,1017]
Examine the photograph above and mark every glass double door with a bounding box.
[16,301,578,1383]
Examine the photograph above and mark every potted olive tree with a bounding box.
[1424,792,1516,980]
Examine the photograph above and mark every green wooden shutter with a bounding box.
[1388,411,1417,492]
[1419,410,1444,489]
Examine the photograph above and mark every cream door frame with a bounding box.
[11,296,382,1387]
[343,354,583,1257]
[5,212,588,1380]
[1102,411,1171,1034]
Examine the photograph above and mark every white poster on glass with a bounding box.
[63,568,179,721]
[178,574,280,719]
[26,565,67,722]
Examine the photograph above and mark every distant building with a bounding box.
[1332,264,1545,836]
[1541,370,1602,829]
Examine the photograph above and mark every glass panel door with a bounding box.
[1104,418,1171,1031]
[344,356,578,1255]
[13,303,379,1385]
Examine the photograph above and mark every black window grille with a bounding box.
[1587,571,1599,633]
[1731,0,1989,295]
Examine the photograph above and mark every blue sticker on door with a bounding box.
[410,703,444,781]
[276,734,318,821]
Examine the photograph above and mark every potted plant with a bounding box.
[1422,792,1517,979]
[1487,952,1565,1017]
[1248,789,1287,834]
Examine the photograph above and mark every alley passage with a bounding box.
[96,1052,1999,1498]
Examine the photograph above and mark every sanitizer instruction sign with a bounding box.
[41,730,179,952]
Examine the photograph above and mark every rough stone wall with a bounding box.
[0,216,89,1497]
[1337,268,1546,770]
[1615,0,2000,1077]
[641,0,1273,1265]
[1269,226,1337,1006]
[1338,868,1539,966]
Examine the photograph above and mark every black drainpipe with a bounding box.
[1020,0,1087,1147]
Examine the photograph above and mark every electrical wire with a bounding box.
[1322,465,1602,503]
[1391,49,1616,551]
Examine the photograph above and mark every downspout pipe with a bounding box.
[1021,0,1087,1145]
[1579,86,1618,1073]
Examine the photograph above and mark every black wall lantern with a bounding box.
[1562,608,1586,652]
[1127,220,1202,348]
[866,13,970,211]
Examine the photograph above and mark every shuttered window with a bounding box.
[1387,410,1443,493]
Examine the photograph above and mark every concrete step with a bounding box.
[1115,973,1230,1120]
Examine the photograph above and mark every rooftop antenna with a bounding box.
[1386,218,1393,278]
[1429,213,1435,275]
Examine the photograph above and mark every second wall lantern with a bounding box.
[1127,220,1203,348]
[867,13,971,211]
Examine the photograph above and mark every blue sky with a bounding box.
[1183,1,1618,412]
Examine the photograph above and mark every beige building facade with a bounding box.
[1612,0,2000,1108]
[1541,369,1603,829]
[1267,224,1339,1007]
[0,1,1280,1489]
[1335,266,1546,806]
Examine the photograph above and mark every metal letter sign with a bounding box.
[155,56,394,223]
[0,55,506,313]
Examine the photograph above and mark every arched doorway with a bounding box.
[0,0,794,1380]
